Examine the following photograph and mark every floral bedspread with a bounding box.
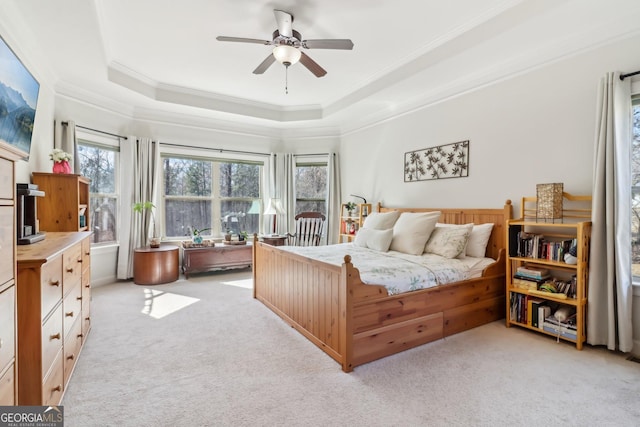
[278,243,473,295]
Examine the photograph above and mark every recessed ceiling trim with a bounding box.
[107,61,324,122]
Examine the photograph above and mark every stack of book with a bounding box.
[512,266,550,290]
[543,314,577,340]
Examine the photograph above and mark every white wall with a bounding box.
[340,34,640,355]
[341,35,640,213]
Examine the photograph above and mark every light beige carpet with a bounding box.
[62,270,640,426]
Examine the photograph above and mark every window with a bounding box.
[78,139,119,244]
[295,162,327,215]
[632,95,640,280]
[163,156,262,237]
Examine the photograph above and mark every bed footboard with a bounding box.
[253,240,352,370]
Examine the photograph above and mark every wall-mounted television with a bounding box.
[0,34,40,160]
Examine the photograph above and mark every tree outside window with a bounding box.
[163,156,261,237]
[631,96,640,279]
[78,141,118,244]
[295,163,327,215]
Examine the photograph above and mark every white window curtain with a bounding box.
[267,153,295,235]
[588,71,633,352]
[326,152,341,245]
[54,120,80,174]
[116,137,161,280]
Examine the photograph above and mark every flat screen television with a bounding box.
[0,34,40,160]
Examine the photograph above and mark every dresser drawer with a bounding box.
[62,243,82,295]
[0,286,15,371]
[41,304,63,378]
[81,237,91,273]
[40,256,63,318]
[0,206,14,287]
[0,363,15,405]
[42,349,64,406]
[63,317,83,387]
[63,280,82,338]
[82,275,91,340]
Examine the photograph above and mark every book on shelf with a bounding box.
[537,305,552,330]
[543,315,577,340]
[516,266,549,278]
[527,298,545,328]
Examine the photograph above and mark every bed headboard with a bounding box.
[377,200,513,260]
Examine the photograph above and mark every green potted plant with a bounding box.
[133,201,160,248]
[239,230,249,241]
[345,202,357,216]
[190,227,211,244]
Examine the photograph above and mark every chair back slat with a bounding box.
[288,212,326,246]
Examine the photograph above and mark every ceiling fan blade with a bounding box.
[216,36,271,45]
[302,39,354,50]
[299,52,327,77]
[274,9,293,38]
[253,54,276,74]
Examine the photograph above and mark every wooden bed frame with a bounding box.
[252,201,513,372]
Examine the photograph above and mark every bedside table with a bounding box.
[261,235,288,246]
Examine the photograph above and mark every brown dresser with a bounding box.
[0,142,22,405]
[16,231,92,405]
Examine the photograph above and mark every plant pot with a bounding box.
[149,237,161,248]
[224,233,232,242]
[192,235,203,245]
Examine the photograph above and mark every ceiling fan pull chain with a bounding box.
[285,65,289,95]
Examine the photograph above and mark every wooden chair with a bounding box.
[287,212,326,246]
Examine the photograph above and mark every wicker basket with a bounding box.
[536,183,563,222]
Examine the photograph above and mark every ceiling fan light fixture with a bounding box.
[273,45,301,66]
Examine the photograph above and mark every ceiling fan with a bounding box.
[216,9,354,78]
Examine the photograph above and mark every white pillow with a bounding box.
[353,228,393,252]
[433,223,474,258]
[362,211,401,230]
[389,211,441,255]
[466,223,494,258]
[425,223,473,258]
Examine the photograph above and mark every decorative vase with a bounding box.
[52,160,72,174]
[192,235,203,245]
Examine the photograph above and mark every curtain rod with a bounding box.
[61,121,127,140]
[620,70,640,81]
[293,153,334,157]
[160,142,270,157]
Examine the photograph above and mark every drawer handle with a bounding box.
[77,333,84,339]
[77,296,83,301]
[66,267,74,273]
[52,384,62,392]
[65,311,74,317]
[67,354,75,361]
[77,258,83,263]
[85,251,90,256]
[50,333,61,340]
[85,284,90,288]
[50,280,60,287]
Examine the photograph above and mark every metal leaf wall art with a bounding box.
[404,140,469,182]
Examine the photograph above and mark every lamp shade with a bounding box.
[264,198,285,215]
[247,200,261,214]
[272,45,301,66]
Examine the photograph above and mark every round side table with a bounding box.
[133,244,179,285]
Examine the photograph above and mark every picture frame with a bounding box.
[0,34,40,159]
[404,140,470,182]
